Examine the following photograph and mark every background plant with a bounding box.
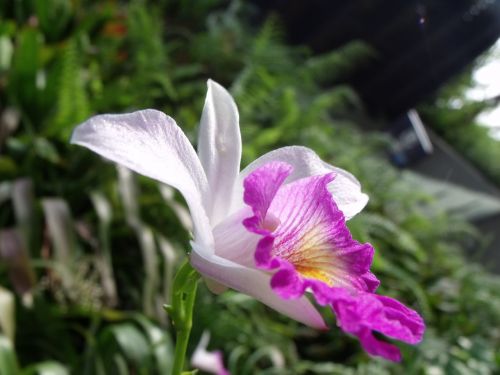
[419,59,500,186]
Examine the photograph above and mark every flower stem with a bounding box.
[172,326,192,375]
[168,260,199,375]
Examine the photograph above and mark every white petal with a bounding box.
[190,246,326,329]
[321,161,369,220]
[203,277,228,294]
[191,331,228,375]
[198,80,242,226]
[236,146,368,220]
[71,109,213,247]
[212,207,260,268]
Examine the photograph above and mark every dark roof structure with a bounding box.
[251,0,500,118]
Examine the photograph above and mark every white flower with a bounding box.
[71,80,369,328]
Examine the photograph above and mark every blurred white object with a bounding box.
[191,331,229,375]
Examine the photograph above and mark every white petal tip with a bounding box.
[206,79,234,103]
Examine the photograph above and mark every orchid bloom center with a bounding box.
[212,161,377,297]
[264,192,346,287]
[240,161,377,296]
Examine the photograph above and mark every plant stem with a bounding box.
[169,260,199,375]
[172,326,192,375]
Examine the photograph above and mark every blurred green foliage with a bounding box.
[0,0,499,374]
[419,63,500,186]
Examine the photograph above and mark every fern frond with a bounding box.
[47,39,90,139]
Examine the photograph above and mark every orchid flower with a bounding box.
[71,80,424,361]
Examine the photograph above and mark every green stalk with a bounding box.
[167,260,199,375]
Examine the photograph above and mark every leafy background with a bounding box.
[1,0,499,374]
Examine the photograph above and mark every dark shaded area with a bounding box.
[251,0,500,119]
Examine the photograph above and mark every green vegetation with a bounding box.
[420,61,500,186]
[1,0,499,374]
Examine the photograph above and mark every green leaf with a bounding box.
[0,229,36,297]
[22,361,69,375]
[0,36,13,71]
[0,334,19,375]
[90,191,118,306]
[99,323,150,371]
[9,28,42,116]
[33,138,61,164]
[0,288,15,344]
[12,178,38,258]
[34,0,73,42]
[0,157,17,178]
[46,39,90,139]
[41,198,78,290]
[134,315,174,374]
[0,181,11,205]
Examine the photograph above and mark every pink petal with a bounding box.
[242,162,377,298]
[325,287,425,362]
[243,162,292,237]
